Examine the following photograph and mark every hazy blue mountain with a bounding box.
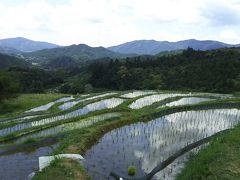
[23,44,134,63]
[0,53,30,69]
[0,37,59,52]
[108,39,239,55]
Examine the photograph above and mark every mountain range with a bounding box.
[0,37,240,69]
[23,44,133,63]
[108,39,240,55]
[1,37,240,57]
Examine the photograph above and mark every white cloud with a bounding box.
[0,0,240,46]
[219,29,239,43]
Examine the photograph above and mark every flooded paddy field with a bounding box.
[0,91,239,180]
[0,144,57,180]
[82,109,240,180]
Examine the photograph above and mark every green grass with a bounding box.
[177,124,240,179]
[22,137,39,144]
[0,93,66,118]
[33,158,90,180]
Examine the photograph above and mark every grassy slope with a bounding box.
[177,124,240,180]
[0,93,66,118]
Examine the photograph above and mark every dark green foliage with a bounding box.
[1,48,240,94]
[156,49,183,57]
[87,48,240,93]
[43,56,79,69]
[0,71,20,101]
[0,53,29,69]
[7,67,63,93]
[59,71,91,94]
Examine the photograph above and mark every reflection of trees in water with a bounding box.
[0,98,124,136]
[134,109,240,179]
[83,109,240,180]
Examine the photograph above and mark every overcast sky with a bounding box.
[0,0,240,47]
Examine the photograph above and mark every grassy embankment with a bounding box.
[0,93,66,118]
[177,123,240,179]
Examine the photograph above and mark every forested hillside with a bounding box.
[1,48,240,96]
[85,48,240,93]
[23,44,133,63]
[0,53,29,69]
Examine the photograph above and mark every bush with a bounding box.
[128,166,136,176]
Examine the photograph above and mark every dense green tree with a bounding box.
[85,48,240,93]
[0,71,20,101]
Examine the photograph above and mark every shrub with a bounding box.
[128,165,136,176]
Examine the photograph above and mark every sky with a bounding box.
[0,0,240,47]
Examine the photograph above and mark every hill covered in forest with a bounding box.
[23,44,135,64]
[0,53,29,69]
[2,47,239,94]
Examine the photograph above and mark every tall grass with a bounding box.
[0,94,66,118]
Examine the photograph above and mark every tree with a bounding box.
[0,71,20,101]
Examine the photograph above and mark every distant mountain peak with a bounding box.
[0,37,59,53]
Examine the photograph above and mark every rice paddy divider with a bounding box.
[0,109,123,142]
[0,94,121,130]
[0,92,117,125]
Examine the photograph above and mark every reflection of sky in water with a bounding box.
[13,113,121,144]
[83,109,240,180]
[129,93,190,109]
[0,98,124,136]
[121,91,156,98]
[0,145,56,180]
[163,97,212,107]
[59,93,117,110]
[25,96,74,112]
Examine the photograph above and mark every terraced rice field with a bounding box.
[0,90,239,180]
[83,109,240,179]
